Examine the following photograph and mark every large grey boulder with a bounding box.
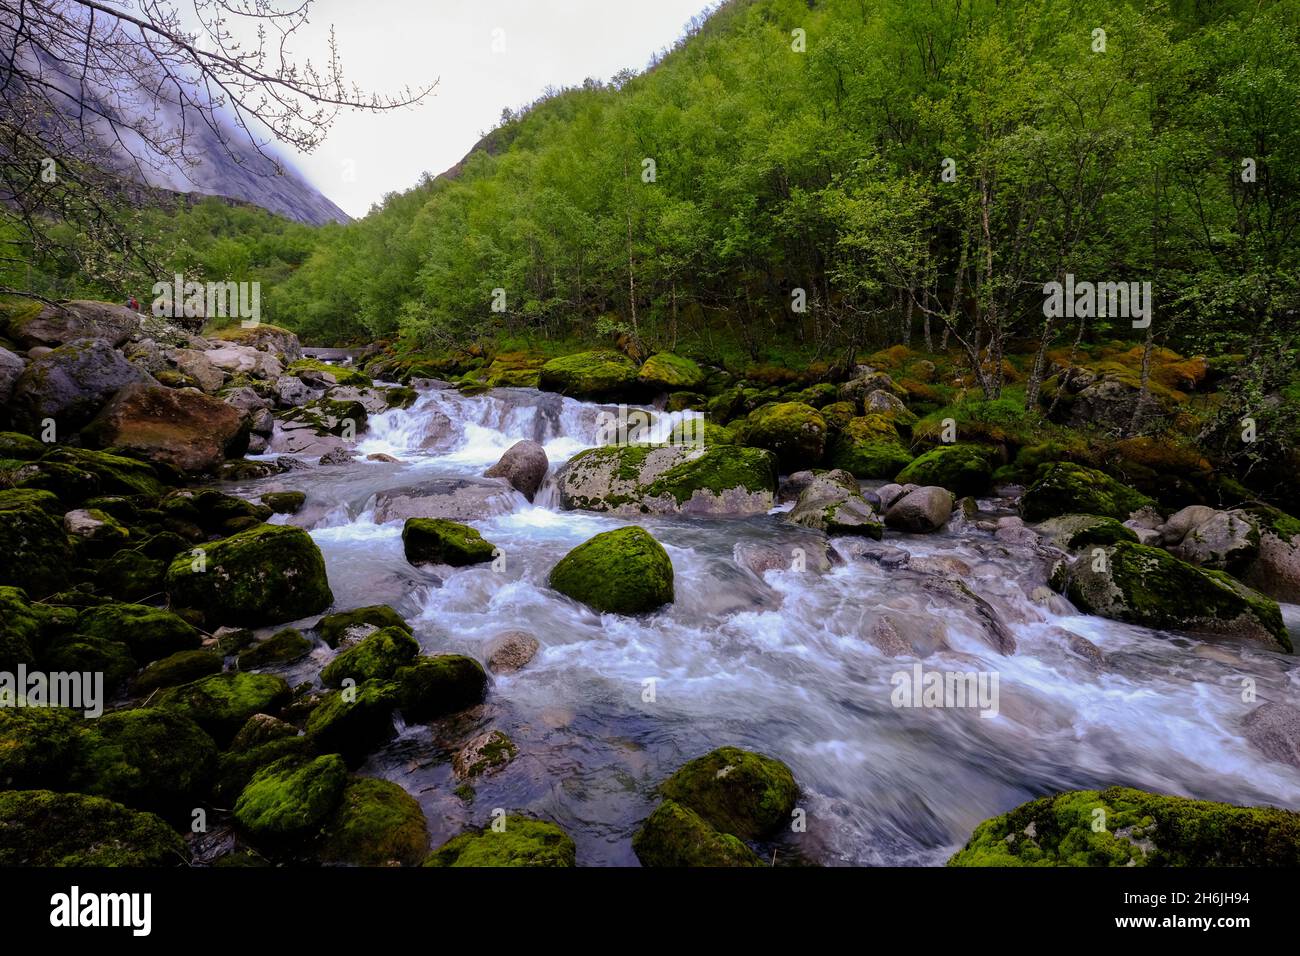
[169,348,226,393]
[1162,507,1259,571]
[0,347,24,407]
[205,343,282,379]
[884,486,953,533]
[1243,702,1300,770]
[786,474,883,537]
[373,477,521,522]
[8,339,154,433]
[6,300,140,349]
[485,440,549,502]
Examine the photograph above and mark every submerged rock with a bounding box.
[658,746,799,841]
[372,477,519,522]
[452,729,518,779]
[402,517,496,567]
[949,786,1300,866]
[483,630,540,673]
[484,440,549,501]
[633,800,764,867]
[549,526,674,614]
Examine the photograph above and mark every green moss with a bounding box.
[395,655,487,722]
[424,815,576,867]
[401,518,496,567]
[233,753,348,841]
[455,730,517,778]
[213,735,310,804]
[0,586,48,669]
[538,350,640,399]
[1037,514,1138,549]
[0,790,186,866]
[305,680,400,764]
[549,526,674,614]
[0,503,73,596]
[321,626,418,687]
[638,353,706,391]
[260,491,306,515]
[164,523,334,627]
[317,605,411,649]
[659,747,799,841]
[42,634,137,695]
[1020,462,1156,522]
[632,800,764,867]
[78,602,200,664]
[286,358,371,386]
[895,444,996,496]
[78,708,217,815]
[238,628,312,669]
[0,706,87,789]
[914,397,1048,451]
[741,402,828,470]
[825,414,913,478]
[1246,504,1300,543]
[949,786,1300,866]
[40,447,166,498]
[644,446,777,504]
[151,671,292,745]
[318,776,429,866]
[132,649,223,695]
[0,432,44,460]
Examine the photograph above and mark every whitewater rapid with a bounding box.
[218,384,1300,865]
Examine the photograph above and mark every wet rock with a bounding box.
[367,453,401,463]
[1036,514,1138,550]
[864,616,913,656]
[373,477,519,522]
[484,630,540,673]
[395,655,487,721]
[260,490,305,514]
[1053,541,1289,651]
[787,474,883,538]
[320,626,419,687]
[549,526,674,614]
[238,628,312,669]
[165,524,333,627]
[484,440,549,501]
[403,517,496,567]
[538,350,640,400]
[949,786,1300,866]
[452,729,518,779]
[734,539,836,575]
[921,578,1017,654]
[884,486,954,533]
[318,447,355,466]
[317,605,411,649]
[1164,507,1260,572]
[632,800,762,867]
[1242,702,1300,770]
[233,753,347,842]
[658,746,799,841]
[82,383,249,475]
[317,777,428,867]
[424,815,575,867]
[304,680,399,764]
[150,672,292,746]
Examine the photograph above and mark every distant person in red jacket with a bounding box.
[126,295,139,311]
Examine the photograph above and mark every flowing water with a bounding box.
[217,384,1300,866]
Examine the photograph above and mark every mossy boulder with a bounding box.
[424,815,576,867]
[402,518,496,567]
[305,680,400,765]
[132,649,223,694]
[632,800,764,867]
[42,634,137,695]
[286,358,371,386]
[165,524,333,627]
[0,790,186,866]
[97,550,167,602]
[658,747,799,841]
[238,628,312,669]
[538,350,640,400]
[318,777,429,866]
[786,474,883,538]
[638,353,705,391]
[825,415,913,478]
[549,526,674,614]
[896,444,996,496]
[741,402,827,470]
[0,502,73,596]
[1036,514,1138,550]
[0,707,86,789]
[321,626,419,687]
[151,671,292,745]
[77,602,200,664]
[1020,462,1155,522]
[213,736,310,804]
[949,786,1300,866]
[1054,541,1290,652]
[0,432,44,460]
[233,753,348,842]
[260,490,306,515]
[395,655,488,722]
[318,604,411,649]
[78,708,218,815]
[42,446,167,498]
[0,586,47,669]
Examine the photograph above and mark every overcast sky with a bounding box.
[250,0,714,217]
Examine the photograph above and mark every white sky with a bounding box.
[252,0,715,217]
